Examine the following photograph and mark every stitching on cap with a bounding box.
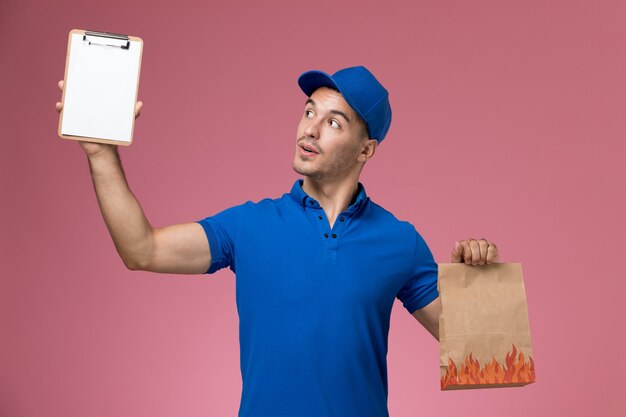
[363,91,389,117]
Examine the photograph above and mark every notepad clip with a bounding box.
[83,30,130,49]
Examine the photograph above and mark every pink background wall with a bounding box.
[2,0,625,416]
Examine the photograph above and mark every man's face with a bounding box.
[293,87,372,182]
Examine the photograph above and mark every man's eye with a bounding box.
[305,110,314,118]
[329,119,340,128]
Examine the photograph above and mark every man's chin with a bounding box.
[292,161,307,176]
[292,160,316,178]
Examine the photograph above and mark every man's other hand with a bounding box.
[451,239,499,265]
[56,80,144,156]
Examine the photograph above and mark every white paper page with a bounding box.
[61,33,141,142]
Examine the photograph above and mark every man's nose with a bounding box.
[304,118,321,139]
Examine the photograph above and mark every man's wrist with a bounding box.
[86,144,119,162]
[86,145,123,178]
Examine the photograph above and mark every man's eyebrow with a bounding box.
[329,109,351,123]
[304,98,352,123]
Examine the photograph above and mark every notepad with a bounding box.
[58,29,143,145]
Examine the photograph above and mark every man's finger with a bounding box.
[56,102,63,112]
[134,101,143,118]
[461,240,472,264]
[58,80,64,91]
[451,241,463,263]
[486,243,499,264]
[468,239,481,265]
[477,239,489,265]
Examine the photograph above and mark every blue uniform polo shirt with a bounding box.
[196,179,438,417]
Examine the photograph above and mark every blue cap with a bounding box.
[297,66,392,143]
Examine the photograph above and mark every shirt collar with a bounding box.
[289,179,368,214]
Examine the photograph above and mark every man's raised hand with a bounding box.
[56,80,143,157]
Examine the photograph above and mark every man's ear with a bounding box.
[358,139,378,162]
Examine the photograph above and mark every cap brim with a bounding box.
[297,70,339,97]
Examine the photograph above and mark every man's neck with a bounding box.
[302,176,360,228]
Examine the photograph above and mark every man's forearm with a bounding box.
[87,147,153,269]
[412,296,441,341]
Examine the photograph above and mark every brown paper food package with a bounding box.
[438,263,536,390]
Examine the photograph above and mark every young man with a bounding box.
[56,66,499,417]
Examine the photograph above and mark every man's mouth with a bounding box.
[299,143,319,155]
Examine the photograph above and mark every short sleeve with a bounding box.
[195,204,244,274]
[396,228,439,314]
